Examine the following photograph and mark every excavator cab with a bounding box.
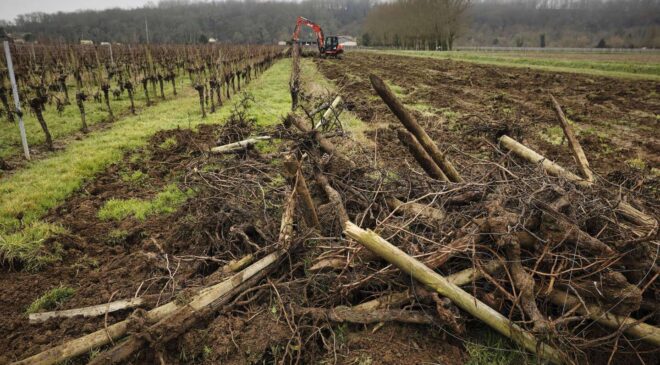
[321,36,343,58]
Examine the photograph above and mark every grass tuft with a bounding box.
[106,228,130,245]
[158,137,178,150]
[0,222,66,271]
[121,170,148,184]
[626,157,646,170]
[98,184,194,221]
[465,327,535,365]
[26,285,75,314]
[539,125,565,145]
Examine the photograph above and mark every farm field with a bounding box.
[321,51,660,176]
[1,45,659,365]
[367,49,660,80]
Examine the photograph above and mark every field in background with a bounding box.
[363,48,660,80]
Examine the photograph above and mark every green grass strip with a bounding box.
[367,50,660,80]
[98,184,194,221]
[0,81,182,160]
[0,58,293,269]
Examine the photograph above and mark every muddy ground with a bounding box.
[0,125,220,362]
[317,52,659,190]
[0,107,466,364]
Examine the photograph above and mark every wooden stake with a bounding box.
[3,41,30,160]
[353,261,503,313]
[28,297,149,324]
[370,74,462,182]
[284,155,320,229]
[499,135,590,187]
[211,136,271,153]
[344,221,564,364]
[549,290,660,346]
[315,96,342,129]
[550,95,593,182]
[295,305,435,325]
[315,170,349,230]
[396,129,448,181]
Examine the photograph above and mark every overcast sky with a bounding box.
[1,0,153,22]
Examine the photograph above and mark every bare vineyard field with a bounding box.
[364,48,660,80]
[0,44,658,365]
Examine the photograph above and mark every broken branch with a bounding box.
[550,95,593,182]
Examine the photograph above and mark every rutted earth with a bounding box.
[318,52,660,185]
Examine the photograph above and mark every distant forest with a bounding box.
[3,0,659,48]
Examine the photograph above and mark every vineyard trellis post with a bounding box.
[3,41,30,160]
[108,43,114,64]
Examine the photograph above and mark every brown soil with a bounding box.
[1,114,466,364]
[0,124,249,363]
[316,52,660,183]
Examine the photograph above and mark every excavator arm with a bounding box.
[292,16,325,54]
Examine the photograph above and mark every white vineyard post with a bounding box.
[3,40,30,160]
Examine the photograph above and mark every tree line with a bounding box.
[363,0,471,50]
[6,0,371,44]
[3,0,659,48]
[466,0,660,48]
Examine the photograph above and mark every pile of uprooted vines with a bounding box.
[270,110,658,364]
[168,85,658,363]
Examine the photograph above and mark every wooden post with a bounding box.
[550,95,593,182]
[283,155,320,229]
[290,43,300,110]
[396,129,448,181]
[549,290,660,346]
[28,297,148,323]
[3,41,30,160]
[370,74,461,182]
[315,96,342,129]
[210,136,271,153]
[344,221,564,364]
[353,261,503,312]
[499,135,590,187]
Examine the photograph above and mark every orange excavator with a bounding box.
[292,16,343,58]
